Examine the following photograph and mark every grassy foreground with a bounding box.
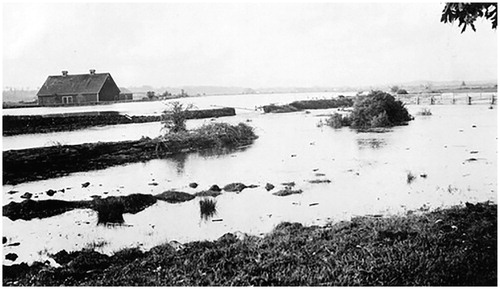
[3,202,496,286]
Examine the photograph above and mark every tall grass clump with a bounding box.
[417,108,432,116]
[199,198,217,220]
[350,90,413,129]
[406,171,416,184]
[94,197,125,225]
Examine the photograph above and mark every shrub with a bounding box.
[192,122,257,148]
[370,111,391,128]
[396,89,409,94]
[157,122,257,153]
[161,102,194,134]
[325,113,352,128]
[350,90,413,129]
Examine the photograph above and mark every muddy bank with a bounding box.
[262,97,353,113]
[3,107,236,136]
[3,122,257,185]
[3,201,496,286]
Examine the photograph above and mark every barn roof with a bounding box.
[37,73,113,96]
[119,87,132,93]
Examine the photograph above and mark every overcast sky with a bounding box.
[2,2,498,89]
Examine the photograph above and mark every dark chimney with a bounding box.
[62,70,68,76]
[89,69,96,75]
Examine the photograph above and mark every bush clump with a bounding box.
[350,90,413,129]
[325,113,352,128]
[158,122,257,153]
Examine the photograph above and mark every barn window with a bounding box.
[62,96,73,104]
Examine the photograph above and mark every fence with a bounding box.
[396,92,497,105]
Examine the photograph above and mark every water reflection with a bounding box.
[169,153,188,175]
[356,138,387,149]
[197,145,251,158]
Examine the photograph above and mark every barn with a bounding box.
[37,70,121,106]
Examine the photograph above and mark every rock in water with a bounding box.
[46,189,57,196]
[209,185,221,192]
[223,183,247,192]
[155,191,195,203]
[20,192,33,199]
[5,253,18,261]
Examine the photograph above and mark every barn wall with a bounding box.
[77,93,98,103]
[38,96,59,105]
[99,76,121,102]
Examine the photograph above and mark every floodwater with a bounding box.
[2,93,497,265]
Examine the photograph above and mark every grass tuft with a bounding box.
[406,171,416,184]
[417,108,432,116]
[93,198,125,225]
[199,198,217,220]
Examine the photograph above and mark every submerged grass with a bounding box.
[2,202,496,286]
[199,198,217,220]
[94,198,125,225]
[417,108,433,116]
[407,171,416,184]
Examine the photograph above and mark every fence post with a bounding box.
[430,96,435,105]
[416,96,420,105]
[452,93,455,104]
[491,94,496,105]
[468,95,472,105]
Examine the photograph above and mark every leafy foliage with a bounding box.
[158,122,257,153]
[161,101,194,134]
[441,3,497,33]
[325,113,352,128]
[350,90,413,128]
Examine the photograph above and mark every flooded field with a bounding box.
[2,93,497,265]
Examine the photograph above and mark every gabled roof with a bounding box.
[119,87,132,93]
[37,73,111,96]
